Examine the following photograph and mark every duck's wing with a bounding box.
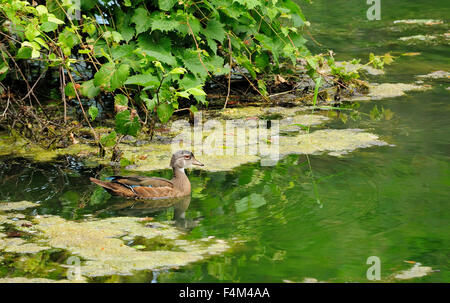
[90,176,176,199]
[107,175,173,187]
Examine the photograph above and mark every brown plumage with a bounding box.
[90,150,203,199]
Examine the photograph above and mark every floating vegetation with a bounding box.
[393,263,434,280]
[334,61,385,76]
[399,34,438,42]
[0,200,232,280]
[417,70,450,80]
[394,19,444,26]
[0,277,85,283]
[0,201,39,212]
[351,83,431,101]
[31,215,230,277]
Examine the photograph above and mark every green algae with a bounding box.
[351,83,431,101]
[0,277,85,283]
[394,19,444,26]
[0,133,97,162]
[0,104,389,172]
[31,215,230,277]
[279,129,388,157]
[393,263,434,280]
[0,201,39,212]
[417,70,450,79]
[1,204,231,278]
[334,61,385,76]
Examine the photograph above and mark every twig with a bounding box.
[66,71,102,150]
[3,49,50,121]
[1,88,11,117]
[223,33,232,109]
[238,71,271,103]
[20,70,46,101]
[186,16,211,77]
[60,65,67,123]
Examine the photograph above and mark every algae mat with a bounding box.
[0,210,231,279]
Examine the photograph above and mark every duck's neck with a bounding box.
[171,167,191,196]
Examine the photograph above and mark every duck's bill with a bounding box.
[192,159,204,166]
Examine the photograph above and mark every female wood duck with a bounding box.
[90,150,203,199]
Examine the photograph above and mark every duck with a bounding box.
[89,150,203,199]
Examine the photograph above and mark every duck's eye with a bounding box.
[184,155,191,159]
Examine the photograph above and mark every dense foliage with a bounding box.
[0,0,315,150]
[0,0,390,155]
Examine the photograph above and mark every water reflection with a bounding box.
[96,195,197,230]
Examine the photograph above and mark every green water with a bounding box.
[1,0,449,282]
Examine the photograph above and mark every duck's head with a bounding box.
[170,150,204,169]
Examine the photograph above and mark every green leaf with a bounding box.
[59,28,80,49]
[190,105,198,113]
[64,82,76,98]
[150,13,180,33]
[114,94,128,106]
[17,47,32,59]
[88,106,99,121]
[80,80,100,98]
[25,23,40,41]
[47,14,65,25]
[157,103,174,123]
[94,63,130,91]
[143,96,157,111]
[124,74,160,87]
[233,0,261,9]
[116,10,135,42]
[100,131,117,147]
[158,0,177,11]
[111,44,134,60]
[115,110,141,136]
[111,64,130,90]
[40,22,58,32]
[169,67,187,75]
[178,49,208,78]
[138,35,176,66]
[131,7,152,35]
[204,19,226,43]
[35,5,48,16]
[187,87,206,96]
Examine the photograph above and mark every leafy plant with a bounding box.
[0,0,334,156]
